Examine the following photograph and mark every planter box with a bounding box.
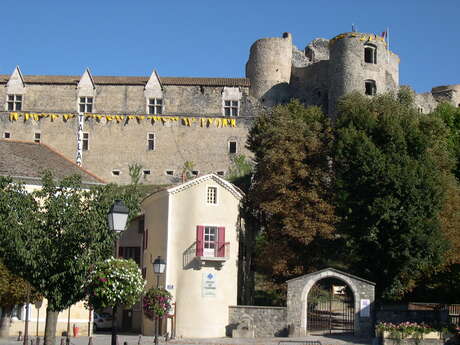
[383,331,441,339]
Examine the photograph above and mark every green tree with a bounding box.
[0,261,42,336]
[333,91,449,300]
[245,100,336,301]
[0,173,140,345]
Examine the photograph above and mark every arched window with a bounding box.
[364,44,377,64]
[365,80,377,96]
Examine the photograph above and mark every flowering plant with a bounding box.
[143,287,172,319]
[376,322,435,339]
[85,257,145,309]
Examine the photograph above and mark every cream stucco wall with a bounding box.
[141,176,241,338]
[8,301,92,337]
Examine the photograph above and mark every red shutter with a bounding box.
[196,226,204,257]
[217,227,225,257]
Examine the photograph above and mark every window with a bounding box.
[228,141,237,154]
[207,186,217,204]
[34,132,41,143]
[166,170,174,176]
[364,44,377,64]
[147,133,155,151]
[118,247,141,265]
[82,133,89,151]
[112,170,120,176]
[216,171,225,176]
[223,100,239,116]
[192,170,199,177]
[138,217,145,234]
[365,80,377,96]
[7,94,22,111]
[143,169,151,176]
[4,132,11,139]
[196,226,226,258]
[148,98,163,115]
[79,97,93,113]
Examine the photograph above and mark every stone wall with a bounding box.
[228,305,288,337]
[382,338,443,345]
[0,112,254,184]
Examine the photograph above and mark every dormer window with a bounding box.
[148,98,163,115]
[365,80,377,96]
[364,44,377,64]
[79,97,93,113]
[7,94,22,111]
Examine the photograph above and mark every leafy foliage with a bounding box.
[86,257,145,309]
[0,172,140,312]
[333,91,449,300]
[246,100,336,290]
[143,287,172,319]
[0,261,41,308]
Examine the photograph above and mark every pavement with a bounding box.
[0,334,374,345]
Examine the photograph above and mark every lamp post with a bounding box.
[34,300,43,345]
[107,199,129,345]
[153,256,166,345]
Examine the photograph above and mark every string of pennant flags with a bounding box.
[7,112,237,128]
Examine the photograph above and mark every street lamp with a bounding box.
[153,256,166,288]
[107,199,129,345]
[34,300,43,345]
[153,256,166,345]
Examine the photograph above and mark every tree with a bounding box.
[333,91,449,301]
[0,261,41,336]
[0,173,140,345]
[86,258,145,344]
[245,100,336,300]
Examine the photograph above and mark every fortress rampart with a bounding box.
[0,31,458,184]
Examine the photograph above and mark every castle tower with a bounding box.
[246,32,292,106]
[328,32,399,115]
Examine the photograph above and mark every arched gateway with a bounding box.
[286,268,375,337]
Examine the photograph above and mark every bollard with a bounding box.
[60,338,65,345]
[66,337,70,345]
[88,336,93,345]
[124,342,128,345]
[18,331,23,341]
[36,337,40,345]
[30,339,35,345]
[138,335,142,345]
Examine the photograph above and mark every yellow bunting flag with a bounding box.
[9,112,19,121]
[51,114,59,121]
[215,118,222,128]
[106,115,113,121]
[207,118,214,125]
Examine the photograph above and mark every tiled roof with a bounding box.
[0,140,105,185]
[0,74,250,87]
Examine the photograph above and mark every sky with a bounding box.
[2,0,459,93]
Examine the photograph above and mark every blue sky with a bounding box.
[2,0,458,93]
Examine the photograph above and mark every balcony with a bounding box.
[183,241,230,270]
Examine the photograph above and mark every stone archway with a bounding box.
[286,268,375,337]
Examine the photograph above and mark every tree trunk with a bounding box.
[0,306,12,337]
[44,307,59,345]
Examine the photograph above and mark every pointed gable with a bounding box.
[6,66,25,94]
[144,70,163,99]
[77,68,96,97]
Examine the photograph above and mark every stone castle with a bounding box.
[1,31,458,184]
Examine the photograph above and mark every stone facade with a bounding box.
[286,268,375,338]
[0,31,458,184]
[228,306,288,337]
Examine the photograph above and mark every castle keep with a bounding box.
[1,31,458,184]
